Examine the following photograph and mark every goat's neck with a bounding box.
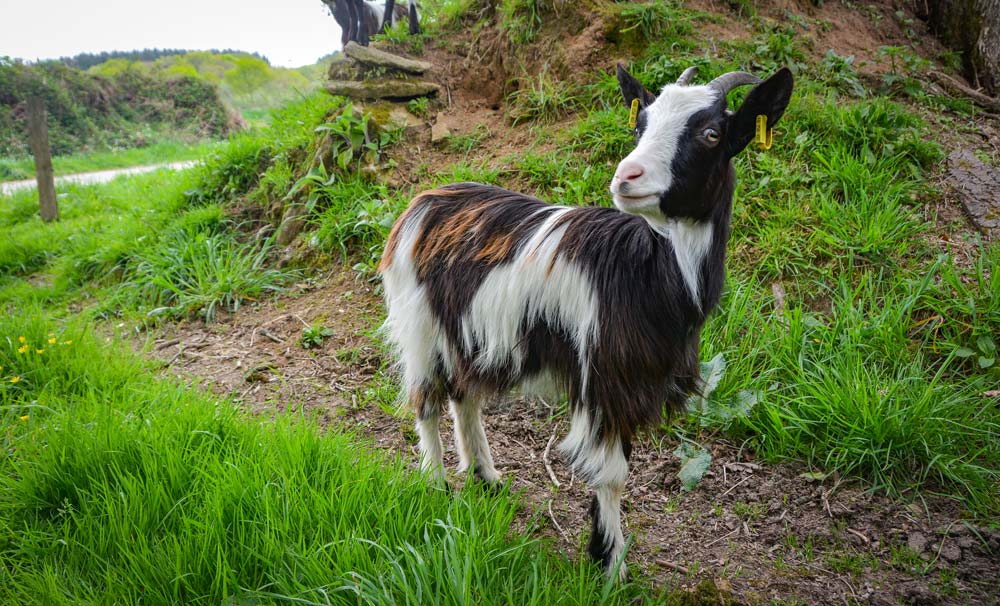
[644,180,734,315]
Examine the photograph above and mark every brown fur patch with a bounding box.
[475,233,517,264]
[415,206,486,273]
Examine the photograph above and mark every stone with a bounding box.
[939,541,963,562]
[947,150,1000,237]
[908,531,929,553]
[325,79,440,101]
[344,41,433,75]
[386,107,425,134]
[431,120,451,144]
[327,54,359,81]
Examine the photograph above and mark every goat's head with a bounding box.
[610,65,793,222]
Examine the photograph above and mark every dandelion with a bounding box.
[17,345,28,354]
[10,376,20,383]
[18,336,26,344]
[63,340,72,345]
[36,349,44,354]
[20,415,29,421]
[48,337,56,345]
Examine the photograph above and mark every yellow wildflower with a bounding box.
[17,345,28,354]
[48,337,56,345]
[18,336,25,344]
[35,349,44,354]
[20,415,29,421]
[10,376,20,383]
[63,340,72,345]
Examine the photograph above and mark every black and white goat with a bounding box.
[379,65,793,577]
[324,0,420,47]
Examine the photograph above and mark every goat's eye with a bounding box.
[703,128,720,143]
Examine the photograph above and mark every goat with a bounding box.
[378,65,793,578]
[324,0,420,47]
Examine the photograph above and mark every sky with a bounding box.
[0,0,344,67]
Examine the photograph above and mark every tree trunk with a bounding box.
[27,97,58,222]
[915,0,1000,95]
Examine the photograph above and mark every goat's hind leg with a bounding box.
[411,384,445,482]
[449,396,500,484]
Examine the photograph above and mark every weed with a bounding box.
[889,544,926,574]
[117,230,292,321]
[878,45,928,97]
[818,50,866,97]
[446,124,491,155]
[754,31,807,73]
[508,68,581,125]
[733,501,767,522]
[300,324,334,349]
[618,0,694,40]
[407,96,431,119]
[499,0,553,44]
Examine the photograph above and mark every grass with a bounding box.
[0,138,220,181]
[0,310,655,605]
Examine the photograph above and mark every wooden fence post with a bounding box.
[27,97,58,222]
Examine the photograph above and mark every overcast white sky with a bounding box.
[0,0,344,67]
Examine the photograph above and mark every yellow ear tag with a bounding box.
[755,114,773,150]
[628,98,639,130]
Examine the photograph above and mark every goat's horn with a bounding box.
[707,71,761,95]
[676,66,698,85]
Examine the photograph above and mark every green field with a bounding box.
[1,0,998,603]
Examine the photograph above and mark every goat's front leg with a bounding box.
[449,397,500,483]
[382,0,395,32]
[349,0,369,45]
[407,1,420,35]
[589,479,627,579]
[561,409,631,578]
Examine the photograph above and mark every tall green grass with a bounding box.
[698,268,1000,515]
[0,310,659,605]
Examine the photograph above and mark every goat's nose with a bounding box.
[616,161,644,182]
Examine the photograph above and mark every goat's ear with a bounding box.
[617,64,656,109]
[726,67,794,157]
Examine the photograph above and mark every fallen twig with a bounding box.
[548,499,571,544]
[847,527,870,545]
[655,559,689,575]
[703,527,739,548]
[259,329,284,344]
[928,71,1000,112]
[155,337,180,350]
[720,475,751,497]
[543,433,561,488]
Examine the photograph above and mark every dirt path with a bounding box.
[0,161,197,195]
[132,274,1000,606]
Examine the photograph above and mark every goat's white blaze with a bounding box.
[461,208,599,391]
[648,217,714,308]
[610,85,719,215]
